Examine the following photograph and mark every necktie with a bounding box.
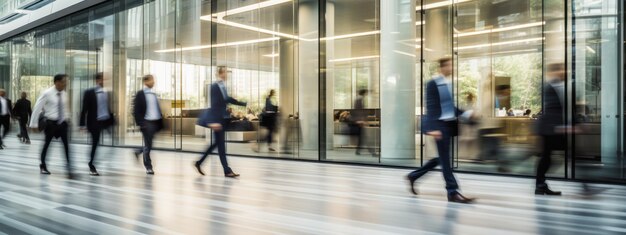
[57,92,64,124]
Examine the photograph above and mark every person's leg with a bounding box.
[59,123,72,172]
[536,137,553,187]
[89,127,102,167]
[355,125,363,154]
[215,129,232,174]
[2,116,9,138]
[437,134,459,194]
[40,130,54,167]
[408,157,439,180]
[142,122,155,170]
[19,118,29,140]
[197,141,217,165]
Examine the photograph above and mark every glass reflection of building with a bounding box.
[0,0,624,183]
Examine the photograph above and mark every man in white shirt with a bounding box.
[29,74,73,178]
[132,75,164,175]
[0,89,12,149]
[79,73,115,176]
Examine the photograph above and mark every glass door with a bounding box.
[571,0,624,181]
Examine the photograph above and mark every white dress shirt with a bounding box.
[95,87,110,121]
[0,97,8,116]
[143,87,161,120]
[29,87,71,128]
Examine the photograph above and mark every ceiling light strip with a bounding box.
[155,37,280,53]
[456,37,544,50]
[456,22,545,37]
[329,55,380,62]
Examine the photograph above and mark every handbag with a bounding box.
[196,108,212,128]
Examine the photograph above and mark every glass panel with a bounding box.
[572,0,624,181]
[453,0,547,176]
[325,0,381,164]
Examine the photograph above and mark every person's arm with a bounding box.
[11,101,18,118]
[29,93,46,128]
[132,92,143,127]
[226,96,247,106]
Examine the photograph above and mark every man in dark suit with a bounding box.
[194,66,246,178]
[0,89,12,149]
[133,74,164,175]
[406,58,475,203]
[80,73,115,176]
[535,63,568,195]
[12,92,31,144]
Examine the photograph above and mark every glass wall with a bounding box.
[0,0,624,183]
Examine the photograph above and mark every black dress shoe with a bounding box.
[225,172,240,178]
[406,175,418,195]
[89,165,100,176]
[448,193,475,203]
[134,151,142,161]
[40,164,51,175]
[146,169,155,175]
[194,161,205,176]
[535,186,561,196]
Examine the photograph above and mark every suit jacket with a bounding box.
[133,90,164,131]
[79,88,115,131]
[12,98,31,120]
[422,78,463,136]
[538,82,565,136]
[0,98,12,117]
[206,82,246,124]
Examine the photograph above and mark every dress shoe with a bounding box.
[89,165,100,176]
[448,193,475,203]
[40,164,51,175]
[0,145,4,150]
[268,147,276,152]
[146,169,155,175]
[535,186,561,196]
[406,175,418,195]
[25,139,31,144]
[225,172,240,178]
[134,151,142,161]
[194,161,205,176]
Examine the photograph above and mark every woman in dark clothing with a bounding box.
[259,89,278,152]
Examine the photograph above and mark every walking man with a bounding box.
[30,74,73,178]
[13,92,32,144]
[406,58,475,203]
[133,74,164,175]
[80,73,115,176]
[0,89,12,149]
[194,66,246,178]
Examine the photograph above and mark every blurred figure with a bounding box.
[406,58,475,203]
[535,63,567,196]
[258,89,278,152]
[133,74,164,175]
[12,92,32,144]
[80,73,115,176]
[0,89,12,149]
[194,66,246,178]
[353,89,375,156]
[523,109,532,116]
[29,74,73,178]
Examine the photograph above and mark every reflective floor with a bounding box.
[0,138,624,235]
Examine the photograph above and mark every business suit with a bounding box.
[408,76,464,195]
[12,98,31,142]
[0,97,12,147]
[263,96,278,146]
[196,81,246,175]
[80,87,115,173]
[133,89,164,172]
[536,81,566,190]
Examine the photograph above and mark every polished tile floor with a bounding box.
[0,138,624,235]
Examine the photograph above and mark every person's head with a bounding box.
[216,65,229,81]
[524,109,531,116]
[95,72,104,87]
[53,74,68,91]
[0,89,5,97]
[465,92,475,102]
[20,92,27,99]
[358,89,368,96]
[547,63,565,82]
[438,57,453,77]
[268,89,276,97]
[143,74,155,88]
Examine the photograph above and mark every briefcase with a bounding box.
[197,108,211,128]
